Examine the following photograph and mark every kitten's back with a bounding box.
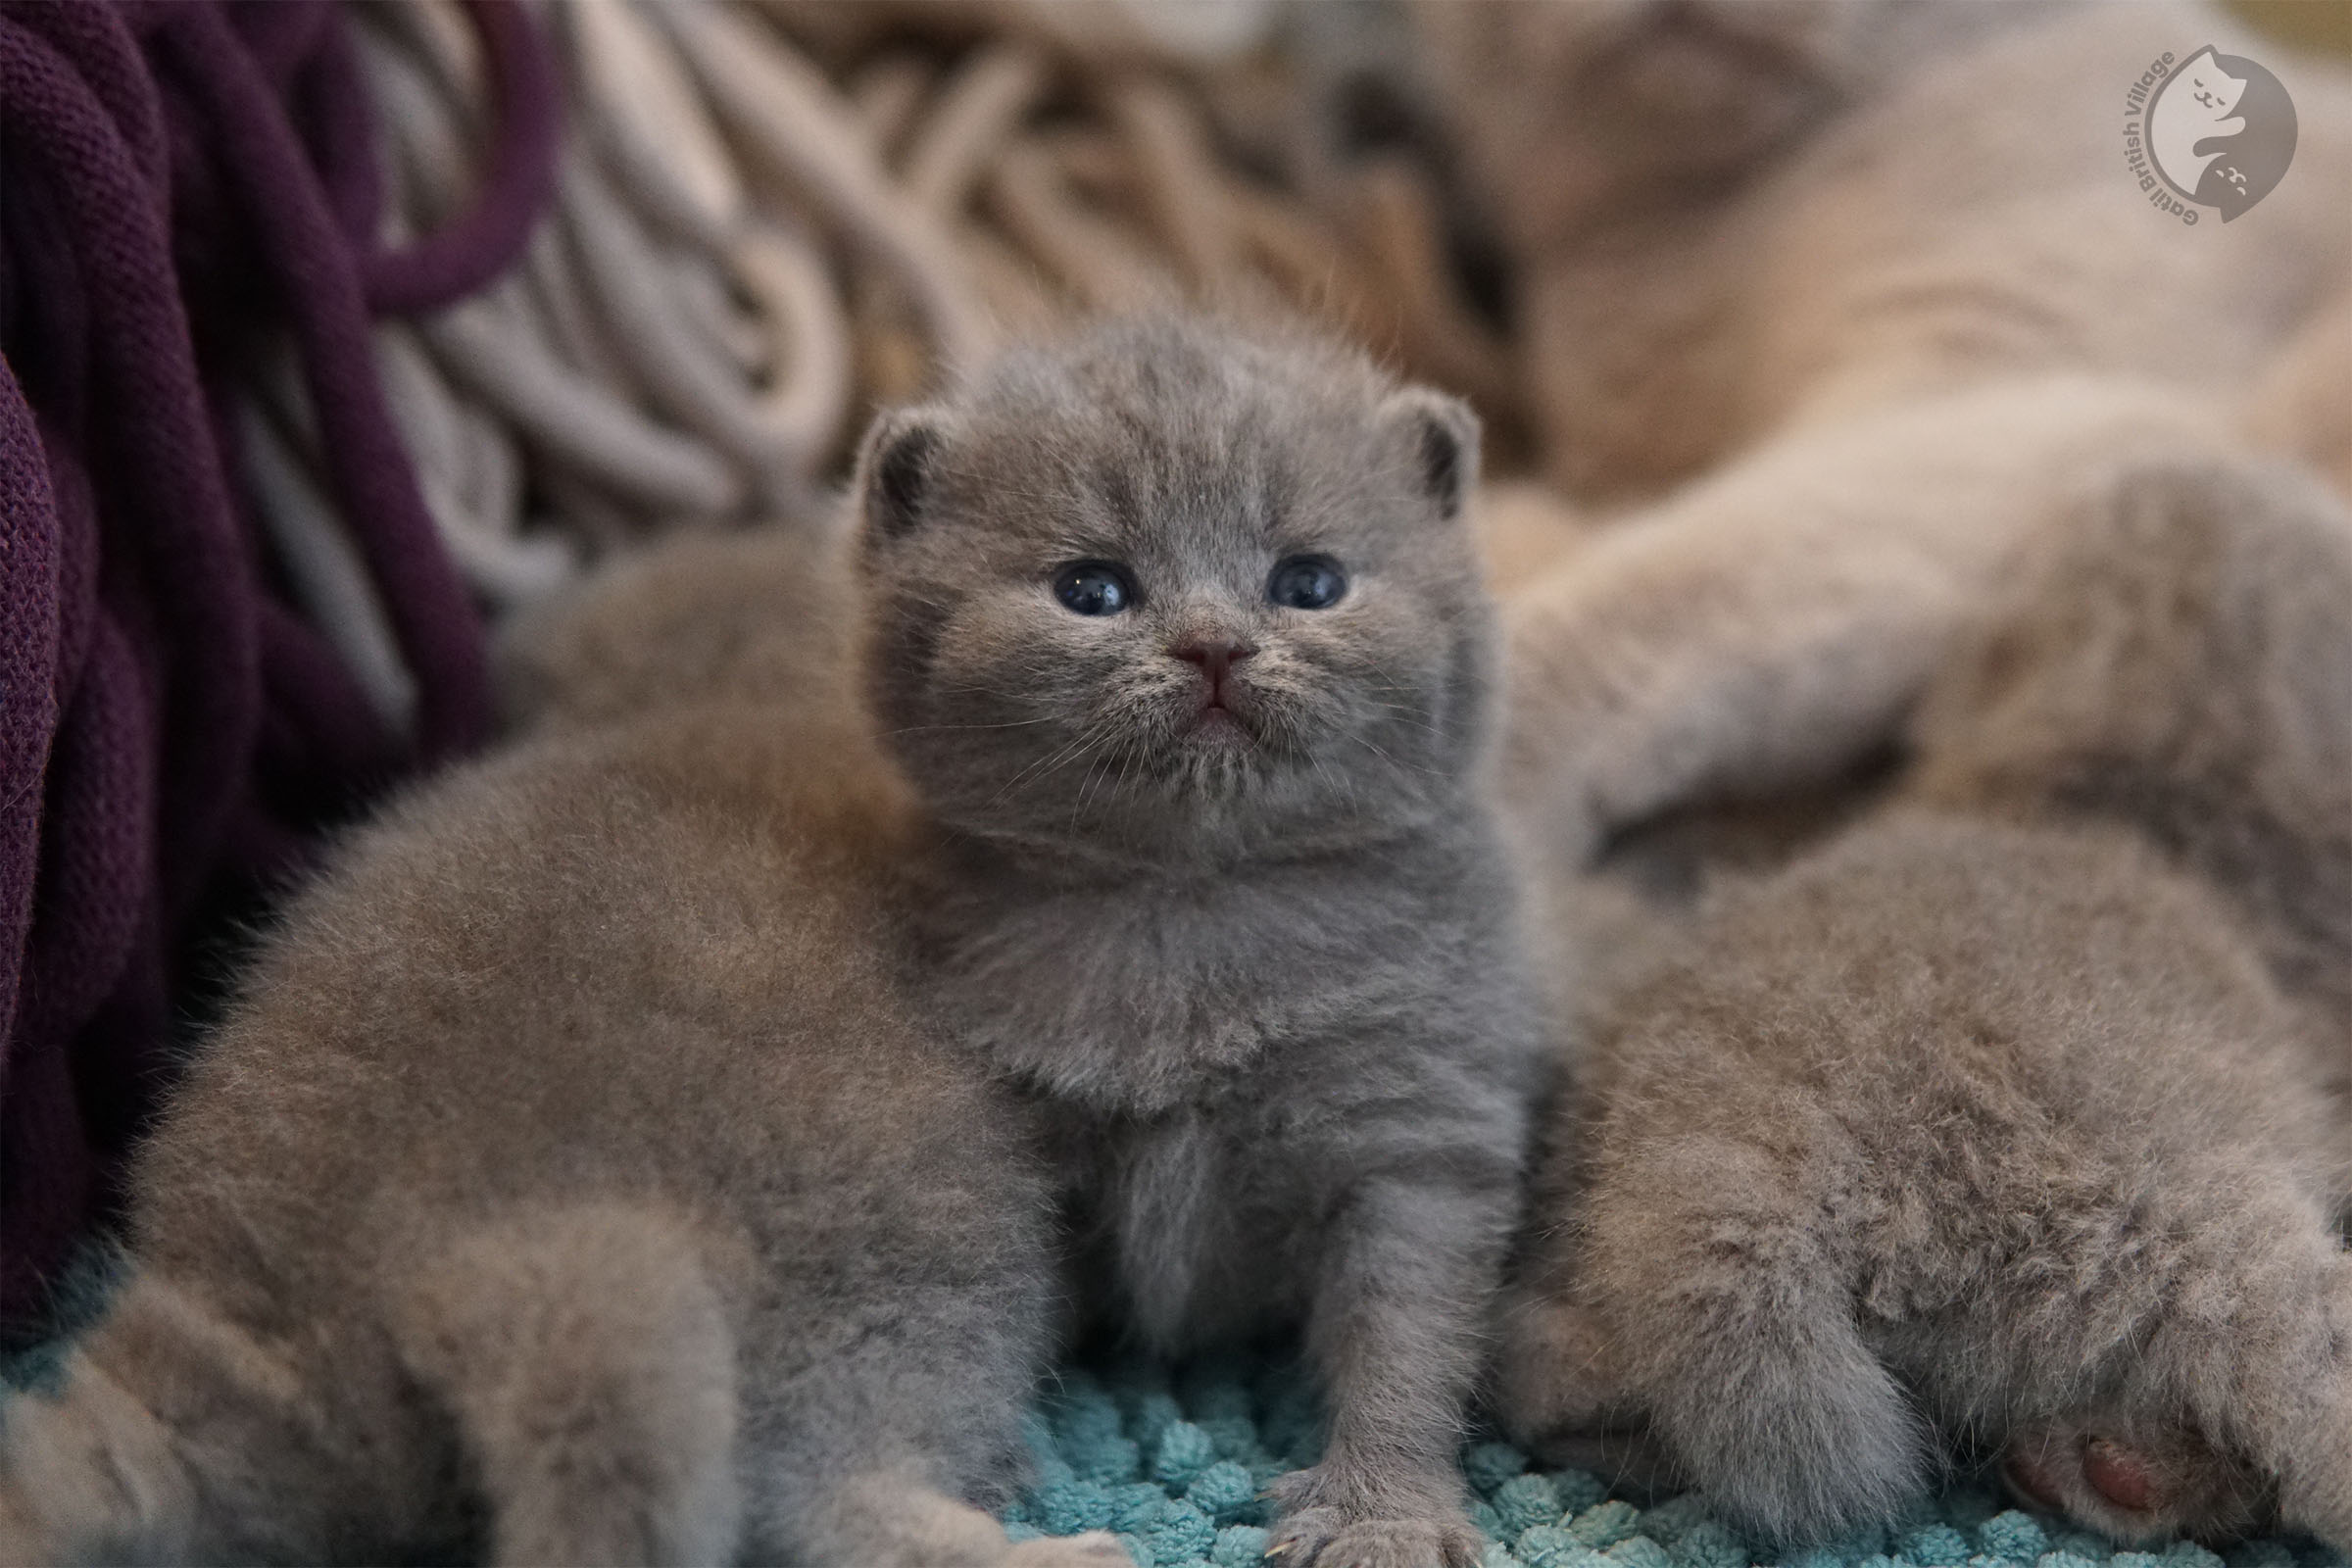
[1908,459,2352,1036]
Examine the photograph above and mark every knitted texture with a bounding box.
[0,0,556,1329]
[1002,1354,2344,1568]
[0,1298,2336,1568]
[337,0,1513,587]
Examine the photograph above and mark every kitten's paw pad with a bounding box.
[2081,1438,2166,1512]
[1009,1529,1133,1567]
[1998,1422,2266,1545]
[1265,1504,1482,1568]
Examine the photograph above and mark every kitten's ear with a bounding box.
[855,407,950,544]
[1382,387,1481,522]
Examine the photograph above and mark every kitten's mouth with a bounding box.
[1185,703,1253,745]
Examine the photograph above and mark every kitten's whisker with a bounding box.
[1308,751,1352,808]
[1346,731,1441,776]
[883,717,1058,736]
[1063,730,1128,830]
[987,730,1103,805]
[1109,741,1142,809]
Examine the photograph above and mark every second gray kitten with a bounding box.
[1494,460,2352,1552]
[857,316,1546,1568]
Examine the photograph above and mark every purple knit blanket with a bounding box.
[0,0,557,1328]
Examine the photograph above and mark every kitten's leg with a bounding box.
[790,1470,1127,1567]
[2288,1285,2352,1556]
[2000,1201,2352,1555]
[0,1271,354,1563]
[1265,1172,1515,1568]
[728,1231,1111,1565]
[1,1313,198,1565]
[1493,1287,1684,1497]
[1500,376,2215,872]
[1578,1135,1928,1546]
[389,1201,743,1567]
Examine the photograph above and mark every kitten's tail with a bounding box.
[1,1202,743,1566]
[1578,1133,1931,1547]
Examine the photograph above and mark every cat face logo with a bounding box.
[2142,46,2298,221]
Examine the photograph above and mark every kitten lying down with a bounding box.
[1496,460,2352,1553]
[0,316,1544,1568]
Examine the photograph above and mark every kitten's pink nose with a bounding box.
[1169,637,1258,700]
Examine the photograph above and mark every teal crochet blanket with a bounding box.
[5,1261,2339,1568]
[1004,1351,2346,1568]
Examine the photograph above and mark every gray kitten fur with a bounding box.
[1908,460,2352,1054]
[856,316,1545,1568]
[0,700,1123,1566]
[1496,460,2352,1551]
[0,700,1128,1566]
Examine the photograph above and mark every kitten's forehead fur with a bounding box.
[898,318,1461,566]
[853,316,1492,865]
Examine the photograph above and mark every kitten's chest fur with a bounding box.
[1044,1102,1314,1350]
[915,838,1532,1350]
[918,856,1438,1114]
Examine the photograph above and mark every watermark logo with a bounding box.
[2125,46,2298,224]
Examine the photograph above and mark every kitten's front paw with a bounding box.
[1263,1473,1481,1568]
[1264,1505,1482,1568]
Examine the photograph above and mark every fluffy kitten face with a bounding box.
[853,318,1492,864]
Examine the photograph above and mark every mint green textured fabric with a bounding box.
[1002,1354,2346,1568]
[3,1268,2341,1567]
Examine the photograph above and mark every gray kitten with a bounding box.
[856,316,1545,1568]
[1495,459,2352,1552]
[0,697,1120,1566]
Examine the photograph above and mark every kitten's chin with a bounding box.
[1184,708,1253,747]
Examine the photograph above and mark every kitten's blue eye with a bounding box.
[1054,562,1133,615]
[1268,556,1347,611]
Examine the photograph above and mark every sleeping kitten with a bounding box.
[1415,0,2352,504]
[856,315,1545,1568]
[1494,458,2352,1551]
